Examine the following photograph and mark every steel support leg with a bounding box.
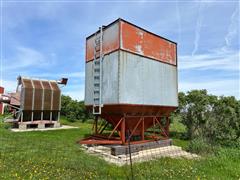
[121,117,125,144]
[141,118,145,140]
[95,116,98,134]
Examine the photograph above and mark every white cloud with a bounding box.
[179,79,240,99]
[21,71,85,80]
[225,7,239,47]
[2,79,17,93]
[191,3,205,56]
[179,49,239,71]
[4,46,54,71]
[62,85,84,101]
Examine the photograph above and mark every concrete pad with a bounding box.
[81,145,200,166]
[10,125,78,132]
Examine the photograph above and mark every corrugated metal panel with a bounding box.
[50,81,61,110]
[119,51,178,106]
[22,78,33,110]
[32,80,43,110]
[86,21,119,62]
[85,51,119,105]
[85,60,93,105]
[120,21,177,66]
[41,81,52,110]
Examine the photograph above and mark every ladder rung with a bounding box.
[95,36,100,41]
[93,26,103,115]
[95,41,100,45]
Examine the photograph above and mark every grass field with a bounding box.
[0,116,240,179]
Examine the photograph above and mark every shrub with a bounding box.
[187,137,214,155]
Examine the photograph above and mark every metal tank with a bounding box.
[0,87,4,114]
[81,18,178,145]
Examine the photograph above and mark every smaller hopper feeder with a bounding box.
[0,76,68,130]
[80,18,178,151]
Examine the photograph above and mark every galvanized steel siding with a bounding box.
[85,51,119,105]
[119,51,178,106]
[85,50,178,107]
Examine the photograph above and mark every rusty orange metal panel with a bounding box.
[86,21,120,62]
[120,20,177,65]
[0,86,4,94]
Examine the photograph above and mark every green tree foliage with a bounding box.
[61,95,92,122]
[178,90,240,147]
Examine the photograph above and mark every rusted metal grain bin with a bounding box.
[18,76,61,128]
[0,87,4,114]
[82,18,178,145]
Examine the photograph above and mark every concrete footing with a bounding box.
[17,121,61,130]
[19,124,27,130]
[82,144,200,166]
[53,122,61,128]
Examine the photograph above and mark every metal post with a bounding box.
[21,112,23,122]
[166,116,170,137]
[57,111,60,122]
[31,111,34,122]
[153,117,155,136]
[41,111,43,121]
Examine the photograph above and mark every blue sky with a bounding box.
[1,1,239,100]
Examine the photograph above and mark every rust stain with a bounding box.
[86,20,177,66]
[86,23,120,62]
[121,21,176,65]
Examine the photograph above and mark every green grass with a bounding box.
[0,116,239,179]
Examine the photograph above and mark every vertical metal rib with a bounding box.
[48,81,53,121]
[30,78,35,122]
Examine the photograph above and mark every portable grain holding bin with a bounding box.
[81,18,178,145]
[0,86,4,114]
[0,76,68,129]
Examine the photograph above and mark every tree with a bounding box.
[178,90,240,147]
[61,95,92,122]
